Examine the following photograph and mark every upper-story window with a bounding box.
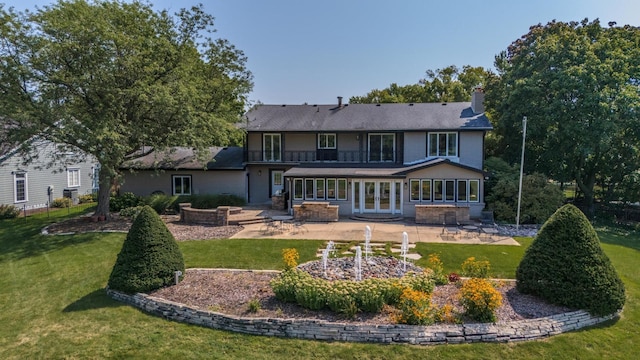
[369,133,395,162]
[263,133,281,162]
[67,168,80,187]
[318,133,336,149]
[428,132,457,157]
[14,172,27,203]
[317,133,337,161]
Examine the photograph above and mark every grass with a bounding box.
[0,209,639,359]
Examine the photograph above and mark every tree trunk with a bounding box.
[94,166,113,219]
[576,174,596,219]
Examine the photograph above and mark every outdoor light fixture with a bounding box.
[257,170,262,176]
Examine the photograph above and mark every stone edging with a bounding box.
[106,269,619,345]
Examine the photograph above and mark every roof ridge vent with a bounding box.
[376,104,381,107]
[441,103,447,106]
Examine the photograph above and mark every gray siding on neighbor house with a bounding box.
[120,170,247,200]
[459,131,485,169]
[0,140,97,210]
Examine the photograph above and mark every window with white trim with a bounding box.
[304,179,314,200]
[409,178,480,203]
[293,178,303,200]
[326,178,336,200]
[337,179,347,200]
[263,133,281,162]
[172,175,192,195]
[67,168,80,187]
[428,132,458,157]
[14,172,27,203]
[318,133,336,149]
[315,178,325,199]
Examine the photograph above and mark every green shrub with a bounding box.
[144,194,179,214]
[460,257,491,278]
[0,204,21,219]
[77,194,95,204]
[294,277,328,310]
[109,192,142,212]
[484,157,564,223]
[270,269,310,303]
[51,197,72,208]
[326,281,359,317]
[119,206,144,219]
[516,204,626,316]
[108,206,185,294]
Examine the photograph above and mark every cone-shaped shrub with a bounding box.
[108,205,185,294]
[516,204,625,316]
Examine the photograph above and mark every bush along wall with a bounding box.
[108,206,185,294]
[516,204,625,316]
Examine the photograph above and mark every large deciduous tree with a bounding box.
[485,19,640,216]
[349,65,489,104]
[0,0,252,217]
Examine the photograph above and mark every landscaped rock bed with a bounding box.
[298,256,424,281]
[151,257,575,325]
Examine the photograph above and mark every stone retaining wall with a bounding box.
[416,205,470,224]
[106,274,617,345]
[293,202,339,222]
[179,203,241,226]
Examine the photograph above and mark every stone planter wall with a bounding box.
[106,270,618,345]
[293,202,339,222]
[415,205,470,224]
[179,203,240,226]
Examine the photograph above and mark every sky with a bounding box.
[2,0,639,105]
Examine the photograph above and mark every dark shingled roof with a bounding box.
[121,146,245,170]
[243,102,492,132]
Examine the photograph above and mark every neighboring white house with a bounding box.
[0,137,98,212]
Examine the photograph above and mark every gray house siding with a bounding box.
[403,132,427,163]
[0,140,97,211]
[459,131,485,169]
[401,164,485,218]
[120,170,247,200]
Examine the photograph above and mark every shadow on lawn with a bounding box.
[0,205,106,262]
[597,226,640,252]
[63,288,124,312]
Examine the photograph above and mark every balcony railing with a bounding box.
[246,150,401,164]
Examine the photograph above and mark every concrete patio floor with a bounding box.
[231,217,520,246]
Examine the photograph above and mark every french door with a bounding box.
[353,179,401,214]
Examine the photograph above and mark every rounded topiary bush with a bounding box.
[516,204,625,316]
[108,205,185,294]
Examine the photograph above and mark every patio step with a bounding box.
[349,214,404,222]
[231,217,270,226]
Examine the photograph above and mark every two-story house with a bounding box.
[243,89,491,222]
[1,135,99,213]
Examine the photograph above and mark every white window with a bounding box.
[326,178,336,200]
[337,179,347,200]
[318,133,336,149]
[469,180,480,202]
[410,179,420,201]
[293,178,303,200]
[14,172,27,203]
[172,175,192,195]
[315,178,325,199]
[263,133,281,162]
[428,132,458,157]
[304,179,314,200]
[67,168,81,187]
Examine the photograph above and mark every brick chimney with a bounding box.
[471,87,484,114]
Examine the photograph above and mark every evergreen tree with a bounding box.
[516,204,625,315]
[108,206,185,294]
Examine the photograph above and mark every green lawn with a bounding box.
[1,208,639,359]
